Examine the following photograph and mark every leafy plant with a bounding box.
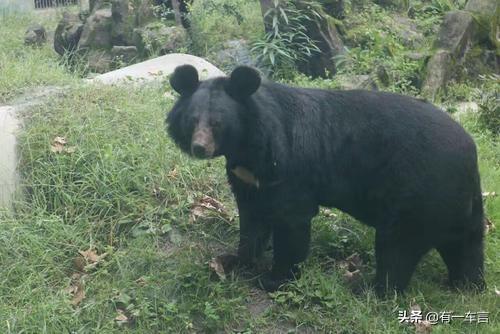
[251,0,321,78]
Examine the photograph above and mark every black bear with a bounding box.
[166,65,485,294]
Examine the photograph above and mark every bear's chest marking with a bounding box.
[231,166,260,188]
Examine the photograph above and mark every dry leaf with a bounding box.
[345,253,363,270]
[321,208,337,218]
[115,309,129,324]
[343,269,361,284]
[415,320,432,334]
[495,287,500,297]
[209,256,227,281]
[70,281,85,306]
[51,143,64,153]
[135,277,147,286]
[50,136,76,154]
[77,248,107,271]
[167,167,178,179]
[190,195,228,223]
[231,166,260,188]
[53,136,67,145]
[485,217,495,235]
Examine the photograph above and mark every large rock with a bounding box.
[111,45,138,65]
[393,15,424,47]
[78,8,114,50]
[435,11,477,59]
[110,0,134,46]
[133,23,188,56]
[214,39,258,72]
[54,12,84,56]
[465,0,498,17]
[24,23,46,47]
[87,49,113,73]
[465,0,499,47]
[421,50,452,99]
[91,53,225,85]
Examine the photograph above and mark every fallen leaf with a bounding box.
[115,309,129,325]
[495,287,500,296]
[415,320,432,334]
[78,249,101,263]
[77,248,107,271]
[485,217,495,235]
[345,253,363,271]
[53,136,67,145]
[482,192,497,198]
[190,195,228,223]
[167,167,178,179]
[231,166,260,188]
[209,256,227,281]
[135,277,147,286]
[343,269,361,284]
[321,208,337,218]
[50,136,76,154]
[70,281,85,306]
[51,142,64,153]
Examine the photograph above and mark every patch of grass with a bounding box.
[188,0,263,56]
[0,12,78,103]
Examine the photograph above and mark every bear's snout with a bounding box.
[191,125,216,159]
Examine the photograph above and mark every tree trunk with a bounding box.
[171,0,183,26]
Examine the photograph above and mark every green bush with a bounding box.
[188,0,263,56]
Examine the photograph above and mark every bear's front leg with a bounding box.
[235,197,272,266]
[260,212,315,292]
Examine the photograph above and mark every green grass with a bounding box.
[0,11,78,103]
[1,6,499,334]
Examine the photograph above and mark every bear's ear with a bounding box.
[170,65,199,96]
[226,66,261,99]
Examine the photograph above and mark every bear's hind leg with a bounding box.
[437,232,485,290]
[374,229,430,296]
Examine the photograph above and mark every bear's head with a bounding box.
[167,65,261,159]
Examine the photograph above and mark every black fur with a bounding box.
[167,66,485,294]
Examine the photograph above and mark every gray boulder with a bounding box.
[24,23,46,47]
[111,45,138,65]
[214,39,257,71]
[54,12,84,56]
[87,49,113,73]
[133,23,188,56]
[435,10,476,59]
[78,8,113,50]
[421,50,452,100]
[465,0,498,17]
[393,15,424,47]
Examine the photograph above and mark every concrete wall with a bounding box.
[0,0,34,12]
